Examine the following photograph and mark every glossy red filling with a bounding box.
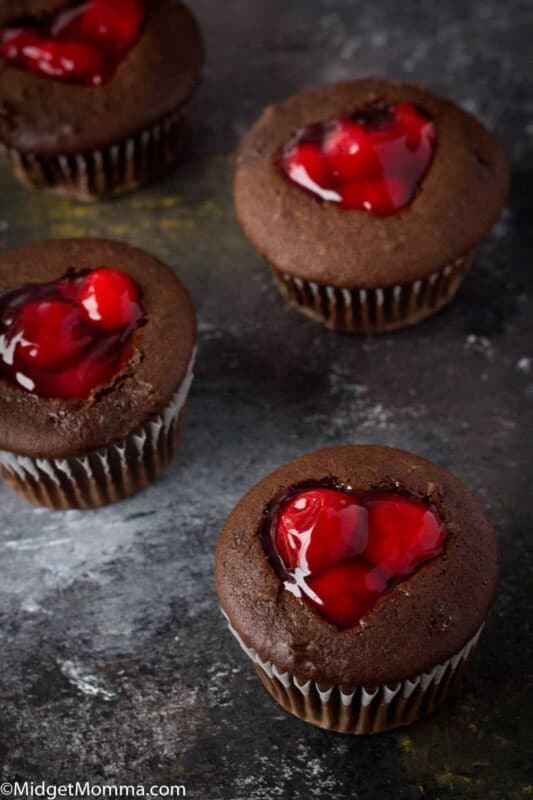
[0,267,144,399]
[269,486,446,628]
[0,0,145,86]
[281,104,436,216]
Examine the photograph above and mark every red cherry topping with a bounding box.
[74,0,145,52]
[0,0,145,86]
[0,268,144,400]
[270,487,446,628]
[17,37,107,83]
[274,488,368,574]
[323,120,381,183]
[15,300,92,369]
[340,177,412,214]
[78,268,142,330]
[308,562,387,629]
[365,494,444,577]
[283,142,333,196]
[280,104,436,216]
[49,346,132,400]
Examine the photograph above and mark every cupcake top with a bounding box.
[0,238,196,458]
[234,79,510,288]
[0,0,204,155]
[215,445,499,688]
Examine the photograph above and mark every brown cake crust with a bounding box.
[215,445,499,688]
[0,238,196,458]
[234,79,510,288]
[0,0,204,155]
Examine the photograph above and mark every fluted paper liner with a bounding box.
[224,614,484,734]
[273,252,473,333]
[0,105,188,202]
[0,351,195,510]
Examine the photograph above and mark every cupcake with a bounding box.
[234,79,510,332]
[0,238,196,509]
[0,0,204,200]
[215,445,499,734]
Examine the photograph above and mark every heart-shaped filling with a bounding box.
[0,0,145,86]
[267,486,446,628]
[280,104,436,216]
[0,267,144,399]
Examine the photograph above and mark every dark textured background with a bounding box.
[0,1,532,798]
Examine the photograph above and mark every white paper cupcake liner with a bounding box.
[0,350,195,510]
[0,105,188,202]
[272,252,473,333]
[224,613,484,734]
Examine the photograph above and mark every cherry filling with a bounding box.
[280,104,436,216]
[0,267,144,400]
[266,486,446,628]
[0,0,145,86]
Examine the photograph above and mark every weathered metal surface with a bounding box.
[0,1,531,797]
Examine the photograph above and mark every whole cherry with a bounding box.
[78,267,142,330]
[15,299,92,369]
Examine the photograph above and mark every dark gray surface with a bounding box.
[0,1,532,798]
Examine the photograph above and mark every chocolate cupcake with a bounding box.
[215,445,498,734]
[234,79,510,332]
[0,0,204,200]
[0,238,196,509]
